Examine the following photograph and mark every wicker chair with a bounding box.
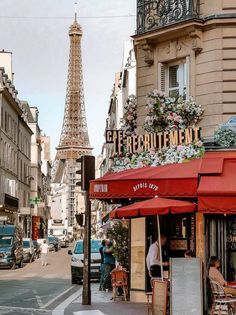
[210,280,236,315]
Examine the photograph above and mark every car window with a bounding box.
[0,236,13,247]
[74,240,101,254]
[91,240,100,253]
[23,240,30,248]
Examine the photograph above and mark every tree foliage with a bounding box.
[107,221,129,270]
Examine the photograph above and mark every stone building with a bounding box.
[134,1,236,140]
[0,65,32,228]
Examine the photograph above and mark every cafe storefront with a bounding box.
[90,150,236,305]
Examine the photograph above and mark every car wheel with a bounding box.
[72,277,77,284]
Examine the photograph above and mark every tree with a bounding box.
[107,221,129,270]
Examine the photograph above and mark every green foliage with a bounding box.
[107,221,129,270]
[214,127,236,147]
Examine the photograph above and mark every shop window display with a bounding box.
[227,217,236,282]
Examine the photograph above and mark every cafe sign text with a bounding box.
[106,127,201,155]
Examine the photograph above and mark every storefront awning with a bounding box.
[198,158,236,214]
[109,197,196,219]
[90,158,202,200]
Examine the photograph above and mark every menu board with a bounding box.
[152,280,168,315]
[171,258,203,315]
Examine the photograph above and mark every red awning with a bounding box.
[90,158,202,200]
[198,158,236,214]
[109,197,196,219]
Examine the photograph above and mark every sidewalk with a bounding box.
[64,283,147,315]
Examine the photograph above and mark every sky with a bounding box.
[0,0,136,158]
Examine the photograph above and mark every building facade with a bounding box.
[134,0,236,140]
[0,67,32,229]
[129,0,236,303]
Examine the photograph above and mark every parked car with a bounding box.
[32,240,41,259]
[23,238,35,263]
[0,225,23,269]
[47,236,61,252]
[53,233,69,248]
[68,239,101,284]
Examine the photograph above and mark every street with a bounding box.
[0,244,147,315]
[0,244,78,314]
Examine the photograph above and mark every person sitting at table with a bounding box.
[146,234,169,278]
[208,256,236,296]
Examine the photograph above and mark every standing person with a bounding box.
[99,239,106,291]
[103,240,115,291]
[146,234,169,278]
[40,240,49,266]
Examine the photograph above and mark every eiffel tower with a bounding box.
[52,7,92,226]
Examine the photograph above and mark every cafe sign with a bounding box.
[106,127,201,155]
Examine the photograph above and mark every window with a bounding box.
[158,58,189,99]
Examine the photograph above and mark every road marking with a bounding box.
[41,285,76,309]
[33,289,44,308]
[74,311,107,315]
[0,306,50,313]
[52,287,82,315]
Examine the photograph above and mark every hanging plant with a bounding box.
[144,90,204,133]
[214,127,236,147]
[121,94,137,136]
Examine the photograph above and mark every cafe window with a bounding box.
[168,214,194,257]
[158,58,189,99]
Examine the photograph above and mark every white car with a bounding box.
[68,239,101,284]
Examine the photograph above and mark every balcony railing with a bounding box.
[137,0,200,34]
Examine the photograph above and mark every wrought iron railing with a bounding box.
[137,0,200,34]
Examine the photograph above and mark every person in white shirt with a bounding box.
[40,240,49,266]
[146,234,169,278]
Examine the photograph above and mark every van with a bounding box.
[68,239,101,284]
[0,225,23,269]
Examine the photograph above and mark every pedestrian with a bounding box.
[103,240,115,291]
[40,239,49,266]
[146,234,169,278]
[99,239,106,291]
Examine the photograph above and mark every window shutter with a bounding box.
[158,62,166,92]
[185,56,190,99]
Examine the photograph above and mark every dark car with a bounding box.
[0,225,23,269]
[32,240,41,259]
[23,238,35,263]
[47,236,61,252]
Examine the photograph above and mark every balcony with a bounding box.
[137,0,200,34]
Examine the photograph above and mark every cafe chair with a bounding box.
[111,268,128,301]
[210,280,236,315]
